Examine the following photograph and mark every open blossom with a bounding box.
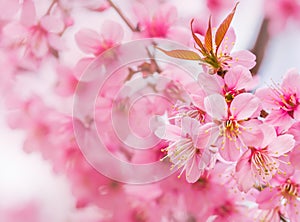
[198,65,254,97]
[156,117,215,183]
[158,4,256,75]
[193,26,256,75]
[206,0,235,18]
[264,0,300,34]
[132,3,189,43]
[75,20,124,56]
[201,93,262,161]
[256,171,300,221]
[3,0,65,60]
[235,125,295,192]
[256,68,300,129]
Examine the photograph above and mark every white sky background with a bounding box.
[1,0,300,221]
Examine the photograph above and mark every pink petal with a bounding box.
[230,50,256,70]
[265,109,294,130]
[219,28,236,55]
[198,73,223,94]
[281,68,300,95]
[230,93,260,120]
[0,0,20,20]
[40,15,64,33]
[167,26,190,45]
[256,188,281,210]
[101,20,124,42]
[132,3,148,23]
[55,66,78,97]
[2,22,28,42]
[287,122,300,146]
[268,134,295,157]
[75,29,101,54]
[219,138,242,161]
[224,65,252,90]
[155,125,181,141]
[189,88,207,111]
[196,122,218,148]
[235,149,254,192]
[21,0,36,27]
[255,87,278,110]
[181,117,200,139]
[185,154,201,183]
[156,4,177,25]
[48,33,65,51]
[74,57,94,80]
[294,105,300,120]
[238,120,263,147]
[30,31,48,58]
[260,124,276,148]
[204,94,227,120]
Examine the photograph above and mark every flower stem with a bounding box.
[107,0,140,32]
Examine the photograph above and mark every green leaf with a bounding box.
[156,47,201,60]
[215,3,238,53]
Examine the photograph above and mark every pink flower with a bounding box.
[202,93,262,161]
[55,65,78,97]
[235,125,295,192]
[133,3,176,38]
[206,0,235,18]
[198,65,255,97]
[256,171,300,221]
[75,20,124,56]
[2,0,66,66]
[133,3,190,44]
[264,0,300,34]
[156,117,215,183]
[193,25,256,74]
[256,68,300,130]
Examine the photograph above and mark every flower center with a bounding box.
[251,149,278,181]
[172,104,206,123]
[214,201,235,218]
[221,119,241,140]
[279,94,298,112]
[281,179,298,198]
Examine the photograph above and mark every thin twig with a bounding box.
[46,0,58,15]
[107,0,140,32]
[250,18,270,75]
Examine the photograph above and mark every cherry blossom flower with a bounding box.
[156,117,215,183]
[198,65,255,97]
[256,171,300,221]
[202,93,262,161]
[256,68,300,130]
[2,0,66,69]
[235,125,295,192]
[264,0,300,34]
[75,20,124,57]
[158,5,256,75]
[132,2,190,44]
[206,0,236,18]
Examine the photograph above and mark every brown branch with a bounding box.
[107,0,140,32]
[46,0,58,15]
[250,18,270,75]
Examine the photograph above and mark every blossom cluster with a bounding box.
[1,0,300,222]
[155,4,300,221]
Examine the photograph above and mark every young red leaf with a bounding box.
[215,3,238,53]
[156,47,201,60]
[190,19,208,56]
[205,16,213,53]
